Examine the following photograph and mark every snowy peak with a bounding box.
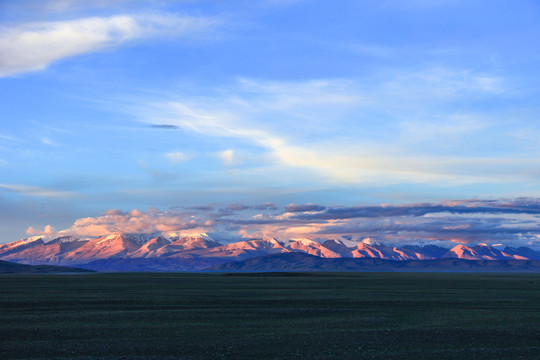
[351,242,428,260]
[503,246,540,261]
[169,233,222,250]
[121,233,161,245]
[352,241,401,259]
[443,244,477,260]
[471,244,509,260]
[46,236,79,244]
[334,237,360,248]
[442,244,516,260]
[402,245,449,259]
[129,235,172,258]
[287,238,341,258]
[192,238,289,259]
[0,236,44,250]
[243,238,285,249]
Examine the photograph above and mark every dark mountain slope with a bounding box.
[207,252,540,272]
[0,259,94,274]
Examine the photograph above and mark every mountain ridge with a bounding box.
[206,252,540,273]
[1,232,539,271]
[0,259,94,274]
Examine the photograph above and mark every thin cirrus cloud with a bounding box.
[0,183,75,198]
[138,71,534,187]
[0,13,219,77]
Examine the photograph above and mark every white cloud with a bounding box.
[26,225,56,236]
[0,14,218,77]
[61,208,210,237]
[217,149,235,165]
[382,67,503,101]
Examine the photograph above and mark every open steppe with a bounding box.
[0,272,538,359]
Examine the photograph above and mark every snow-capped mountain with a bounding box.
[442,244,520,260]
[286,239,341,258]
[128,235,172,258]
[503,246,540,261]
[0,232,539,270]
[1,236,88,265]
[320,237,359,257]
[0,236,45,257]
[401,245,449,259]
[151,233,222,257]
[60,233,144,264]
[173,238,289,259]
[351,241,424,260]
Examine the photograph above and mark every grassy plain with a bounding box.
[0,272,538,359]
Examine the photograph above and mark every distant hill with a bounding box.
[207,252,540,272]
[78,257,231,272]
[0,259,94,274]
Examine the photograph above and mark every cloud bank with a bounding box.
[24,198,540,249]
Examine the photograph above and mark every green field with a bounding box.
[0,272,538,359]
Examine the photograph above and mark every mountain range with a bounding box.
[1,232,539,271]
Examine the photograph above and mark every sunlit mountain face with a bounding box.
[2,229,539,272]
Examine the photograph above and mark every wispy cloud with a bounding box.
[41,137,56,146]
[0,183,75,197]
[285,203,326,212]
[138,70,524,187]
[0,14,219,77]
[0,133,17,141]
[165,151,191,164]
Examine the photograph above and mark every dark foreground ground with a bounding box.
[0,272,538,360]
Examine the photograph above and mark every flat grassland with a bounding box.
[0,272,538,359]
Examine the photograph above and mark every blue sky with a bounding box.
[2,0,540,245]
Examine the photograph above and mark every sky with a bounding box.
[2,0,540,248]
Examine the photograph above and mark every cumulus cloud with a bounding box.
[26,225,56,236]
[66,208,210,237]
[0,14,218,77]
[217,149,235,166]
